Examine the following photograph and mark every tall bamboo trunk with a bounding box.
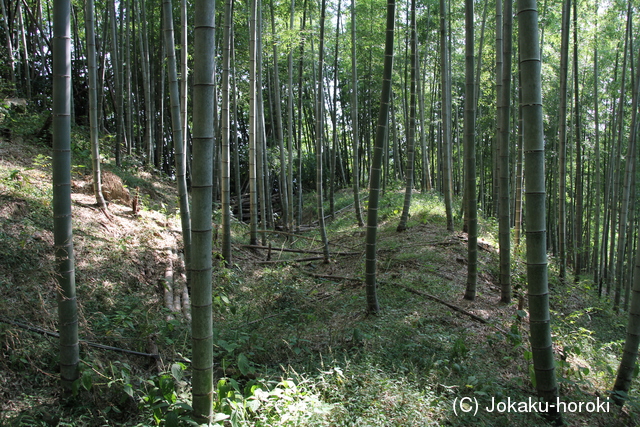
[190,0,215,418]
[85,0,107,209]
[364,0,395,314]
[463,0,477,300]
[109,0,124,166]
[316,0,330,262]
[614,10,639,310]
[592,3,601,289]
[248,0,259,245]
[220,0,232,265]
[17,1,31,99]
[607,17,631,298]
[557,0,571,283]
[493,0,502,218]
[397,0,417,233]
[572,0,584,279]
[440,0,453,231]
[499,0,512,303]
[1,0,15,85]
[162,0,192,276]
[287,0,296,231]
[180,0,188,166]
[53,0,79,392]
[270,0,289,230]
[518,0,561,421]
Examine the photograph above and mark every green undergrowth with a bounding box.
[1,135,639,426]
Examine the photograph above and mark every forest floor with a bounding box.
[0,133,638,426]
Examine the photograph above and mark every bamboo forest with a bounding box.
[2,0,640,424]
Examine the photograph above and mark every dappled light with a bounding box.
[1,0,639,424]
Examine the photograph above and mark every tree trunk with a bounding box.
[397,0,417,233]
[499,0,512,303]
[286,0,296,230]
[514,66,524,247]
[269,0,289,230]
[180,0,188,170]
[220,0,232,265]
[607,14,631,299]
[257,11,270,237]
[364,0,395,314]
[163,0,192,276]
[1,0,16,86]
[613,183,640,407]
[296,2,308,230]
[190,0,215,418]
[463,0,477,300]
[53,0,79,392]
[248,0,259,245]
[137,0,153,164]
[493,0,502,218]
[440,0,453,231]
[518,0,561,420]
[109,0,123,166]
[614,14,639,310]
[125,0,133,154]
[231,32,242,223]
[157,43,165,170]
[418,38,432,193]
[17,0,31,99]
[85,0,108,210]
[315,0,330,262]
[572,0,584,280]
[592,2,601,289]
[327,0,341,219]
[557,0,571,283]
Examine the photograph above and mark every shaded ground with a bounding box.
[0,136,637,426]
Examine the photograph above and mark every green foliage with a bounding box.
[211,376,333,427]
[137,363,196,426]
[0,107,49,140]
[32,153,51,169]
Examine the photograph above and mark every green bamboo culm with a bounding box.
[162,0,192,276]
[498,0,512,304]
[613,220,640,404]
[611,5,640,402]
[220,0,233,265]
[84,0,107,209]
[248,0,259,246]
[364,0,396,314]
[463,0,477,301]
[350,0,365,228]
[191,0,215,419]
[518,0,561,423]
[440,0,454,231]
[316,0,330,263]
[396,0,417,233]
[52,0,79,393]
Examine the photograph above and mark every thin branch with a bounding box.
[256,256,326,264]
[0,317,189,363]
[392,283,506,333]
[243,244,359,256]
[296,274,508,334]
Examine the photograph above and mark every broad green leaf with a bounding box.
[165,411,179,427]
[81,370,93,391]
[237,353,252,376]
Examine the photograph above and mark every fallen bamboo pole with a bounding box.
[0,317,190,363]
